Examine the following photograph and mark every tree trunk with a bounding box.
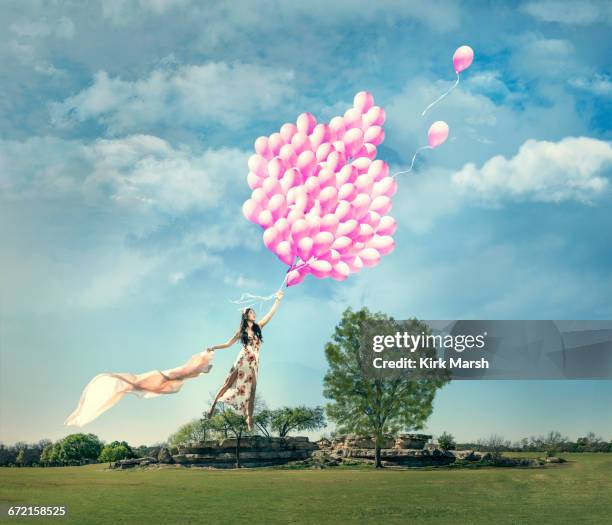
[374,432,384,468]
[235,434,241,468]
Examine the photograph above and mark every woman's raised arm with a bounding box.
[259,290,284,328]
[207,328,240,352]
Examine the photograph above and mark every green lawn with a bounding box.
[1,453,610,524]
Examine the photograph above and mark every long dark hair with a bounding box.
[240,308,263,345]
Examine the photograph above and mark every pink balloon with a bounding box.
[248,154,268,177]
[242,199,261,222]
[356,223,375,243]
[257,209,274,228]
[368,159,388,181]
[313,231,334,256]
[337,219,359,238]
[368,235,395,256]
[334,200,353,221]
[359,247,381,267]
[298,236,314,261]
[297,150,316,176]
[370,195,392,215]
[427,121,449,149]
[344,108,362,128]
[363,210,381,230]
[336,164,357,186]
[363,106,386,128]
[353,91,374,113]
[296,112,317,134]
[356,143,377,160]
[372,177,397,198]
[364,126,385,146]
[316,142,334,162]
[326,150,346,172]
[263,227,280,250]
[291,219,309,243]
[318,167,336,188]
[351,156,371,173]
[267,157,286,179]
[309,124,329,150]
[280,123,298,143]
[268,133,285,155]
[309,259,332,278]
[275,241,295,266]
[254,137,270,158]
[252,187,269,206]
[338,183,357,202]
[262,177,281,197]
[267,194,287,220]
[376,216,397,236]
[286,266,308,287]
[331,260,350,280]
[247,172,263,190]
[453,45,474,74]
[291,132,310,155]
[329,116,345,141]
[331,236,352,253]
[320,214,339,235]
[342,128,364,158]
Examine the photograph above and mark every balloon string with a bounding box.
[230,257,301,311]
[421,72,460,117]
[391,146,432,178]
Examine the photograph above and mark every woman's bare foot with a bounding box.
[246,416,253,431]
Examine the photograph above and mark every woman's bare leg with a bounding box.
[207,367,239,418]
[246,376,257,431]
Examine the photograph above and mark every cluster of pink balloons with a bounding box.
[242,91,397,286]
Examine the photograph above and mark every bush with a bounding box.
[438,432,456,451]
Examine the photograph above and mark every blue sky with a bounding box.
[1,0,611,446]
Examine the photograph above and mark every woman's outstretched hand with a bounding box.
[275,290,284,301]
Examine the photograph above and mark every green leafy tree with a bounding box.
[437,432,456,451]
[203,397,271,468]
[168,419,211,447]
[205,407,252,468]
[56,433,103,465]
[323,307,449,467]
[267,406,326,437]
[99,441,134,467]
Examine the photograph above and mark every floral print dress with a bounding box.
[213,330,260,420]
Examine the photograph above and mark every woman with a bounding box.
[206,290,283,431]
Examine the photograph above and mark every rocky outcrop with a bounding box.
[171,436,316,468]
[315,433,455,466]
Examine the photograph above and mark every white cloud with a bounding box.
[50,63,296,133]
[510,35,582,80]
[1,134,246,215]
[569,74,612,97]
[522,1,612,26]
[452,137,612,204]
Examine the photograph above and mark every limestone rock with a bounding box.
[158,447,173,464]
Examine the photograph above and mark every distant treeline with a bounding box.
[455,432,612,454]
[0,434,163,468]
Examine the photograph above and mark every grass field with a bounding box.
[1,453,610,524]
